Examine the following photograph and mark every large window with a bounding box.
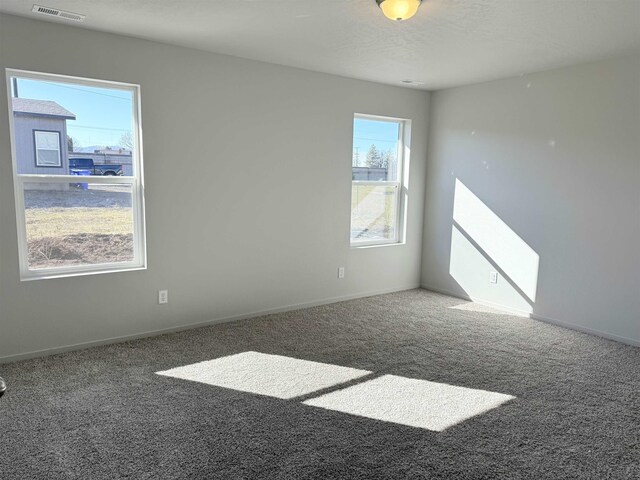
[351,114,409,246]
[6,69,146,280]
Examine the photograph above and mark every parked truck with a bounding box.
[69,157,123,176]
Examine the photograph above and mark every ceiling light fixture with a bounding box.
[376,0,422,21]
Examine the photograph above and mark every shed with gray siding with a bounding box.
[12,98,75,177]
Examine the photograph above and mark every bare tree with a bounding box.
[67,135,80,152]
[381,149,395,169]
[119,131,133,150]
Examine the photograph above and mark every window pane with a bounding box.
[10,77,134,176]
[36,149,61,166]
[23,183,134,270]
[35,131,60,150]
[352,118,400,182]
[351,184,398,243]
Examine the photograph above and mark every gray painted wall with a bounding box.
[422,54,640,345]
[0,14,429,360]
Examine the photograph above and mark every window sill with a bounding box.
[20,264,147,282]
[350,241,406,250]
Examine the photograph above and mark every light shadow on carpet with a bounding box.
[157,351,515,432]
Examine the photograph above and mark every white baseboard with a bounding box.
[0,284,421,364]
[421,284,640,348]
[529,312,640,347]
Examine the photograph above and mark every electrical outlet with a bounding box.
[338,267,345,279]
[489,272,498,284]
[158,289,168,304]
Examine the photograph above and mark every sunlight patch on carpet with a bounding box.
[156,351,371,399]
[449,302,519,316]
[303,374,515,431]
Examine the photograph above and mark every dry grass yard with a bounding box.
[24,185,134,268]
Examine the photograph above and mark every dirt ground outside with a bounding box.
[24,184,134,269]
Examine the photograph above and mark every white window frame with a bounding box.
[6,69,147,281]
[34,130,62,167]
[350,113,410,247]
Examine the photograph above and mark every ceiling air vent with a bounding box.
[32,5,85,22]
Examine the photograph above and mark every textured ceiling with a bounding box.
[1,0,639,90]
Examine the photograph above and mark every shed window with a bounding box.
[34,131,61,167]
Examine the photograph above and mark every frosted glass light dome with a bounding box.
[377,0,422,21]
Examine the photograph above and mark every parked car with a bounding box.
[69,157,123,176]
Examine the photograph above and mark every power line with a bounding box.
[68,125,130,132]
[353,137,397,143]
[30,80,131,101]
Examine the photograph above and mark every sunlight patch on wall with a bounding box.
[450,224,533,314]
[303,374,515,432]
[156,351,371,400]
[453,179,539,302]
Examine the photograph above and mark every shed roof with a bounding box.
[12,98,76,120]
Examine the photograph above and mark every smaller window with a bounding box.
[34,130,61,167]
[351,114,410,246]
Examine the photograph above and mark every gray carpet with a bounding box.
[0,289,638,479]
